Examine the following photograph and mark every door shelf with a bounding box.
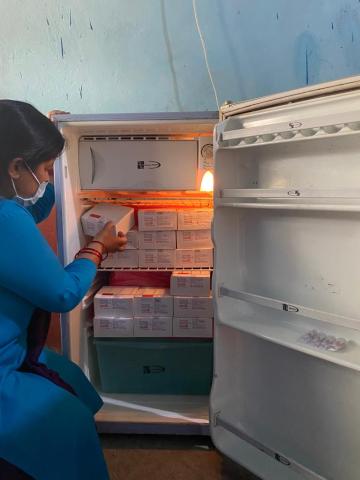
[220,111,360,149]
[219,188,360,200]
[215,199,360,213]
[216,290,360,371]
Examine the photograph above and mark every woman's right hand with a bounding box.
[93,222,127,253]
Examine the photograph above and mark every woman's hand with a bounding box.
[47,110,70,121]
[93,222,127,253]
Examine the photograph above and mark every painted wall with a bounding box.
[1,0,360,114]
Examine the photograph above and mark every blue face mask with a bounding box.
[11,162,48,207]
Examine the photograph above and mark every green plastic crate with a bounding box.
[93,337,213,394]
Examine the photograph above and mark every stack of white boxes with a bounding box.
[94,286,173,337]
[171,271,213,338]
[99,207,214,270]
[93,207,214,338]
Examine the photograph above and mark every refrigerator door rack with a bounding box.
[220,111,360,148]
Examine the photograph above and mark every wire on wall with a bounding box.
[192,0,220,110]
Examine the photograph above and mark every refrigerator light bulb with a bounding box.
[200,171,214,192]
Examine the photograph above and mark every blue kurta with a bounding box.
[0,184,109,479]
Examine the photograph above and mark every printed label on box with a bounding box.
[174,296,213,318]
[134,288,173,317]
[139,250,175,268]
[175,248,213,268]
[94,317,134,337]
[176,230,213,249]
[139,231,176,249]
[177,209,213,230]
[81,204,135,237]
[134,317,172,337]
[172,317,213,338]
[138,210,177,231]
[170,271,211,296]
[125,228,139,250]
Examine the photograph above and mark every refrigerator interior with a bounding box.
[211,87,360,480]
[55,114,217,434]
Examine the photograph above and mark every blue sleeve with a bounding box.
[26,183,55,224]
[0,202,97,313]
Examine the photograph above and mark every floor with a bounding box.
[101,435,260,480]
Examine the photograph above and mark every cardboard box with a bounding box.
[134,288,173,317]
[125,227,139,250]
[94,286,138,317]
[94,317,134,337]
[139,231,176,250]
[172,317,213,338]
[134,317,172,337]
[81,204,135,237]
[177,209,212,231]
[170,271,211,297]
[176,230,212,249]
[175,248,213,268]
[117,250,139,268]
[138,209,177,231]
[139,250,175,269]
[101,250,139,269]
[174,296,213,318]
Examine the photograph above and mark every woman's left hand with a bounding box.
[47,110,70,122]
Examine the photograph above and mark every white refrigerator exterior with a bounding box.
[211,76,360,480]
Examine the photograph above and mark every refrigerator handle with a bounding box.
[90,147,96,184]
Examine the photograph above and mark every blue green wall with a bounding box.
[1,0,360,113]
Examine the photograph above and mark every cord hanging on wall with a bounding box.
[192,0,220,110]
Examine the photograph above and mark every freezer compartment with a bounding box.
[79,138,202,191]
[93,337,213,395]
[213,206,360,369]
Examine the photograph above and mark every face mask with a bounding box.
[11,162,48,207]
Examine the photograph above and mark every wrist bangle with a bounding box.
[75,248,103,265]
[89,240,107,253]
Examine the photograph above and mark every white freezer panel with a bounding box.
[79,140,198,190]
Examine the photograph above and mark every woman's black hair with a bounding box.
[0,100,65,174]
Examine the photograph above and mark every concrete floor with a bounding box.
[101,435,260,480]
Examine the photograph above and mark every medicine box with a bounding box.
[134,288,173,317]
[138,209,177,231]
[177,209,212,231]
[172,317,213,338]
[93,317,134,338]
[134,317,172,337]
[176,230,213,249]
[94,286,138,318]
[175,248,213,268]
[101,250,139,269]
[125,227,139,250]
[81,204,135,237]
[174,295,213,318]
[139,250,175,269]
[139,231,176,250]
[170,271,211,297]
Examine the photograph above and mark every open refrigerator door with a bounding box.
[54,113,218,434]
[211,76,360,480]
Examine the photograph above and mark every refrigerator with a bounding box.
[54,75,360,480]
